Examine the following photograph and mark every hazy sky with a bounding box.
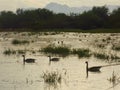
[0,0,120,11]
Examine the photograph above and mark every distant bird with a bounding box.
[85,61,102,72]
[48,56,59,62]
[85,61,102,78]
[48,56,59,65]
[22,55,36,64]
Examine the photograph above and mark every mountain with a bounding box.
[45,2,119,14]
[45,2,91,14]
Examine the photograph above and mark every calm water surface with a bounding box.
[0,32,120,90]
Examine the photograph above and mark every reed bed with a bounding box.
[3,49,16,55]
[12,39,30,45]
[41,45,70,56]
[42,71,62,85]
[72,48,91,58]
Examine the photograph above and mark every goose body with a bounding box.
[24,58,35,63]
[48,56,59,62]
[22,55,35,64]
[85,61,101,72]
[88,66,101,72]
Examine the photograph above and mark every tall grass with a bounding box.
[3,49,26,55]
[41,45,93,58]
[12,39,29,45]
[3,49,16,55]
[94,53,109,60]
[42,71,62,85]
[41,45,70,56]
[112,46,120,51]
[72,48,91,58]
[94,53,120,60]
[107,71,120,85]
[17,50,25,54]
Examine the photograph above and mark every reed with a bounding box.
[42,71,62,84]
[107,71,119,84]
[17,50,25,54]
[12,39,29,45]
[94,53,109,60]
[41,45,70,55]
[72,48,91,58]
[112,46,120,51]
[3,49,16,55]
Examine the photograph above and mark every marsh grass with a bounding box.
[41,45,70,56]
[94,53,109,60]
[12,39,30,45]
[107,71,120,85]
[3,49,16,55]
[3,49,30,55]
[43,32,61,35]
[94,53,120,60]
[17,50,26,54]
[111,55,120,60]
[41,45,93,58]
[94,53,109,59]
[72,48,91,58]
[97,44,105,49]
[42,71,62,85]
[112,46,120,51]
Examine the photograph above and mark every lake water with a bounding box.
[0,32,120,90]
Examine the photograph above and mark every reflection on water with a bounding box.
[0,32,120,90]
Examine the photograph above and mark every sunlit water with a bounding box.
[0,32,120,90]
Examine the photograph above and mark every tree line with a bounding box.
[0,6,120,30]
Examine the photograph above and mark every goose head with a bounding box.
[85,61,88,64]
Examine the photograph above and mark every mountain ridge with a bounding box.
[45,2,119,14]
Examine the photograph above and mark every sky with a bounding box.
[0,0,120,11]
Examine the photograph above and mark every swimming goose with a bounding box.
[22,55,36,64]
[85,61,102,72]
[48,56,59,62]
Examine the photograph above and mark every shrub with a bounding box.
[42,71,62,85]
[72,48,91,58]
[3,49,16,55]
[12,39,29,45]
[41,46,70,56]
[94,53,109,59]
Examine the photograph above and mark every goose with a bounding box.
[48,56,59,62]
[22,55,36,64]
[85,61,102,78]
[85,61,102,72]
[48,56,59,65]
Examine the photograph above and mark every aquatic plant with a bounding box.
[107,71,120,84]
[94,52,120,60]
[17,50,25,54]
[112,46,120,51]
[94,53,109,59]
[3,49,16,55]
[72,48,91,58]
[42,71,62,85]
[42,32,60,35]
[97,44,105,48]
[94,53,109,60]
[111,55,120,60]
[41,45,70,55]
[12,39,30,45]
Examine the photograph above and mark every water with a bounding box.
[0,32,120,90]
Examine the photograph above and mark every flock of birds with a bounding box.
[22,55,60,65]
[22,55,120,78]
[22,55,101,72]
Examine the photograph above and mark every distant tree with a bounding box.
[75,11,102,29]
[91,6,109,27]
[108,8,120,28]
[0,11,17,28]
[0,6,120,30]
